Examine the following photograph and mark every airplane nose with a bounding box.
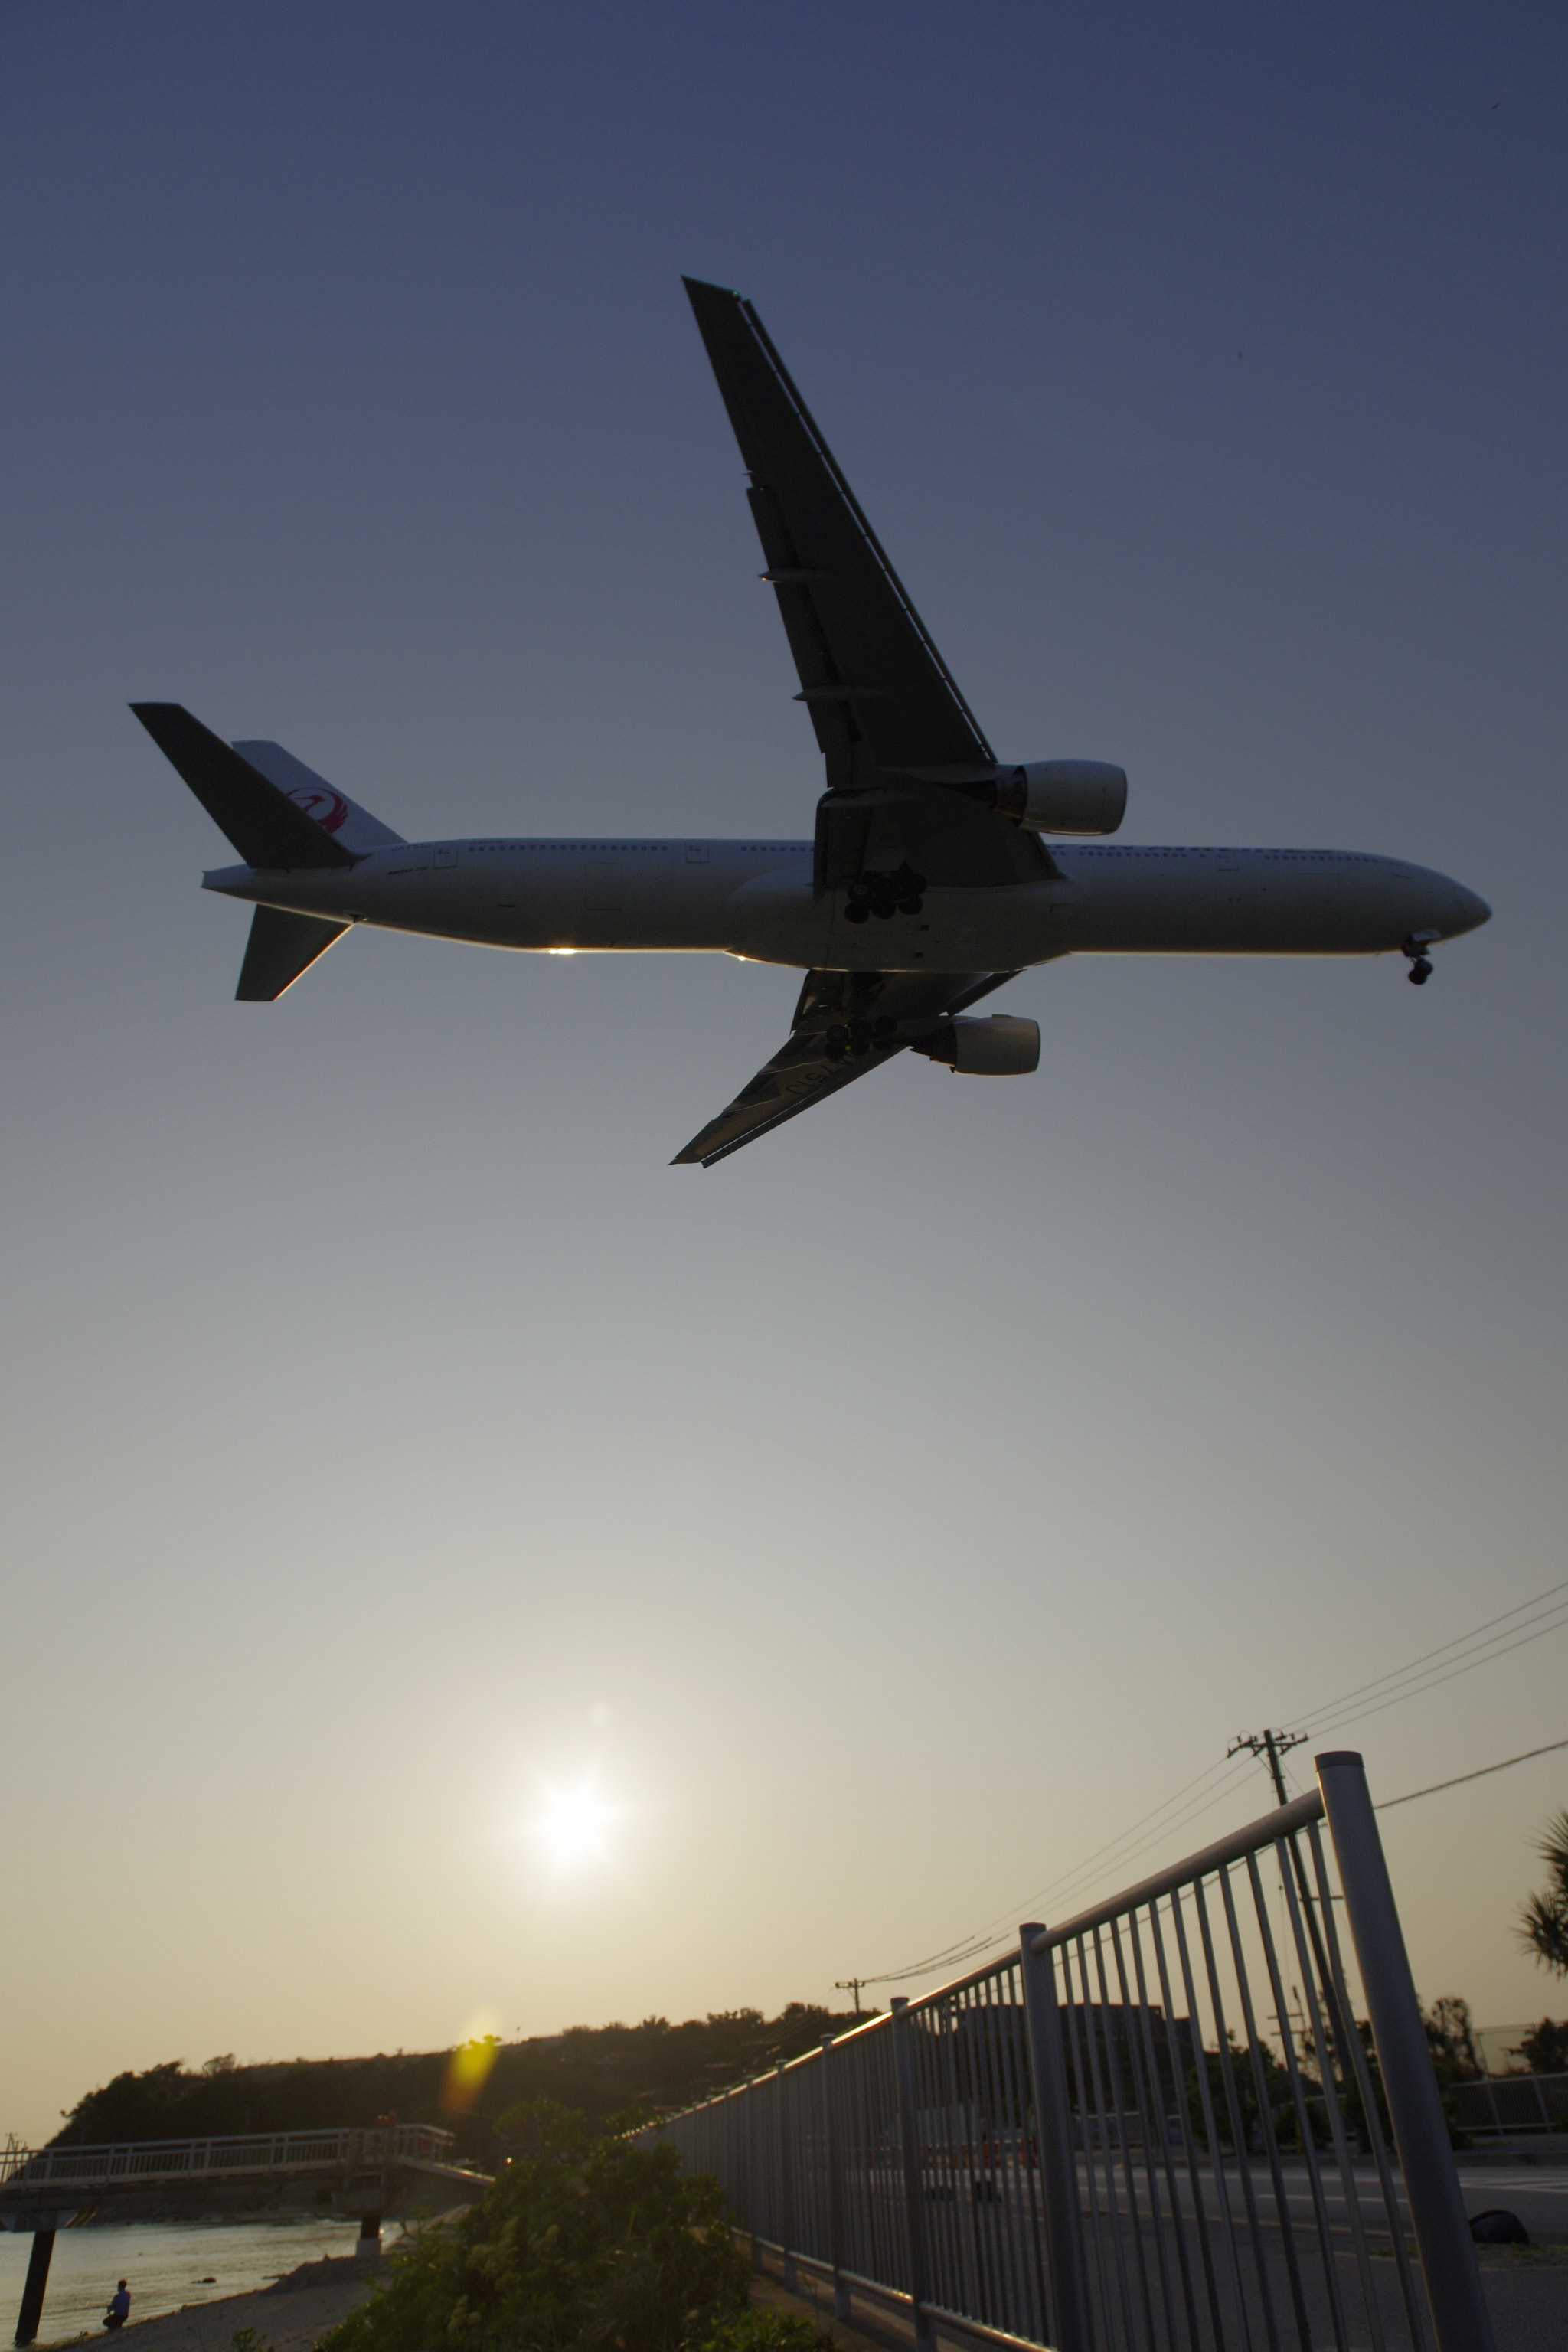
[1451,886,1491,937]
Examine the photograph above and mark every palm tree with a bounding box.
[1517,1810,1568,1975]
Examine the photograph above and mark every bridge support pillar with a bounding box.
[14,2230,55,2348]
[355,2216,381,2263]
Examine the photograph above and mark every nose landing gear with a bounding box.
[1403,931,1439,985]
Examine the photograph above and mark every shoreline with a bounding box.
[40,2257,383,2352]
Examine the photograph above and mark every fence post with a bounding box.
[13,2230,55,2348]
[1018,1926,1093,2352]
[890,1998,935,2352]
[822,2034,851,2322]
[776,2060,797,2293]
[1316,1751,1498,2352]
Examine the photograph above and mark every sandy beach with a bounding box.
[41,2258,382,2352]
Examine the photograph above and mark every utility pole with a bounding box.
[1228,1726,1305,1805]
[1230,1730,1359,2125]
[835,1978,867,2017]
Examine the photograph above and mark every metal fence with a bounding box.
[642,1751,1495,2352]
[0,2124,454,2190]
[1451,2071,1568,2141]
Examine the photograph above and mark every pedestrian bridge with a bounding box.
[1,2126,492,2345]
[1,2122,479,2200]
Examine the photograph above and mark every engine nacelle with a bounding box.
[995,760,1127,835]
[915,1014,1041,1076]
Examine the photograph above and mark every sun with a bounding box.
[534,1780,616,1867]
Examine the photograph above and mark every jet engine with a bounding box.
[992,761,1127,835]
[913,1014,1041,1075]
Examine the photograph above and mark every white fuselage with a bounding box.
[204,837,1489,972]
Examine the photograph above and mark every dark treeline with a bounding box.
[53,2003,867,2163]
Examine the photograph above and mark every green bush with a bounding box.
[688,2315,837,2352]
[322,2105,746,2352]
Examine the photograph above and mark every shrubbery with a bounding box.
[321,2104,750,2352]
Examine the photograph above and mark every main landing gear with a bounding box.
[1403,931,1439,986]
[844,863,926,923]
[824,1015,897,1063]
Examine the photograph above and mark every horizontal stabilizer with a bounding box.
[237,906,349,1001]
[132,703,355,871]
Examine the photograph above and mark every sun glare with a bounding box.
[534,1780,616,1867]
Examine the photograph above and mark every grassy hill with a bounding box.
[52,2001,867,2163]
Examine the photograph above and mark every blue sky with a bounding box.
[2,2,1565,2140]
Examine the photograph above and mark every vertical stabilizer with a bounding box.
[232,741,406,853]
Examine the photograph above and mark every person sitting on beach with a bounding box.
[103,2282,130,2331]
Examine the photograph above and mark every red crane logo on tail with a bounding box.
[287,786,349,833]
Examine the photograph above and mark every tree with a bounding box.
[1517,1810,1568,1976]
[319,2102,746,2352]
[1423,1997,1481,2080]
[1514,2019,1568,2074]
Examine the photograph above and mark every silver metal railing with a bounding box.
[1449,2071,1568,2139]
[0,2123,456,2190]
[641,1751,1496,2352]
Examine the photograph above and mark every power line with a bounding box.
[1289,1576,1568,1736]
[1305,1605,1568,1740]
[857,1755,1259,1988]
[1377,1735,1568,1812]
[842,1572,1568,1998]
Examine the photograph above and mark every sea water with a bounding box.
[0,2216,400,2345]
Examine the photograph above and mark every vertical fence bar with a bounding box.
[1316,1751,1497,2352]
[1302,1819,1430,2349]
[1275,1844,1386,2350]
[891,1998,936,2352]
[748,2077,763,2271]
[776,2060,797,2292]
[822,2034,851,2321]
[1019,1926,1093,2352]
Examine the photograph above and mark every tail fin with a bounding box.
[133,703,354,870]
[233,740,405,854]
[237,907,349,1001]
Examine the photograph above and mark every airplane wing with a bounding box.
[672,968,1018,1168]
[684,276,992,779]
[683,278,1050,893]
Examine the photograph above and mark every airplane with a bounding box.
[133,276,1491,1167]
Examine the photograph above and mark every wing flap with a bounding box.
[683,279,994,781]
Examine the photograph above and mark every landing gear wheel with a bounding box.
[844,901,870,925]
[1403,933,1437,985]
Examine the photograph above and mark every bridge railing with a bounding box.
[640,1752,1495,2352]
[0,2123,455,2189]
[1449,2070,1568,2139]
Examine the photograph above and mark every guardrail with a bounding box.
[0,2123,454,2190]
[642,1751,1496,2352]
[1451,2071,1568,2140]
